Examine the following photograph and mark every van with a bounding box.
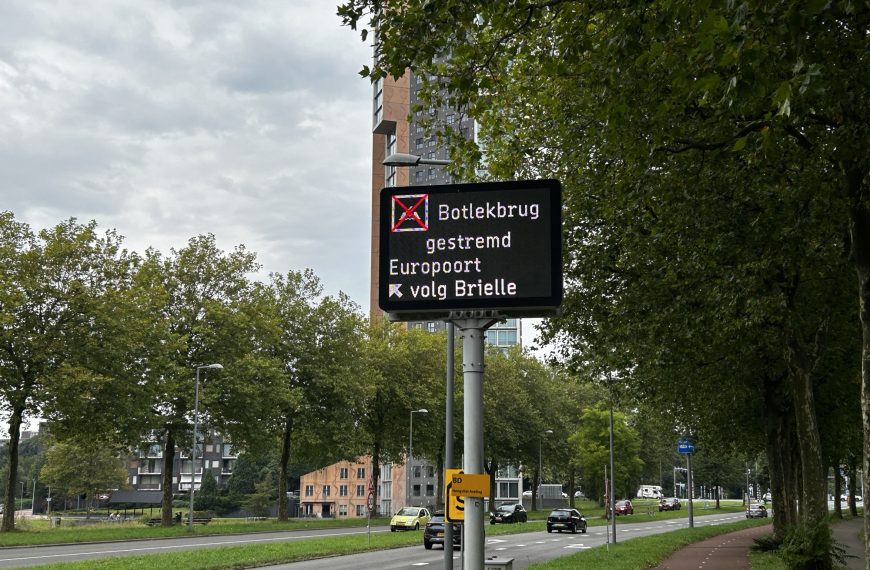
[637,485,663,499]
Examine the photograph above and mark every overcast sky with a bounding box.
[0,1,374,310]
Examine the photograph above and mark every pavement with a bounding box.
[654,517,865,569]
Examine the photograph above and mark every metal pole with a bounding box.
[687,453,694,528]
[189,366,201,530]
[444,322,454,570]
[609,401,616,543]
[459,319,487,570]
[409,410,414,508]
[31,479,36,516]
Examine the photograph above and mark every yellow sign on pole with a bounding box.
[449,472,490,498]
[445,469,465,522]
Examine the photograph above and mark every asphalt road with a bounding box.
[265,511,749,569]
[0,511,751,568]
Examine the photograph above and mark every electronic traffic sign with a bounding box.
[378,179,562,319]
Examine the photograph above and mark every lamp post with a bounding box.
[190,363,222,530]
[538,429,553,506]
[383,152,452,167]
[408,408,428,507]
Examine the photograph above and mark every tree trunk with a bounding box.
[435,450,444,512]
[764,373,791,538]
[371,441,381,515]
[786,334,828,525]
[531,467,539,512]
[2,405,24,532]
[847,459,858,517]
[278,415,293,521]
[833,464,843,519]
[485,458,498,513]
[848,181,870,568]
[161,429,176,526]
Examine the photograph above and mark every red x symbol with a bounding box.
[391,194,428,232]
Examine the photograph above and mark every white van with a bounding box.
[637,485,663,499]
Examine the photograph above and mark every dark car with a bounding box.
[614,499,634,516]
[746,504,768,518]
[423,513,462,550]
[546,508,587,534]
[659,497,681,511]
[490,503,528,524]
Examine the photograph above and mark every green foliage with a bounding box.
[778,520,843,570]
[568,406,643,500]
[241,480,274,519]
[39,441,128,501]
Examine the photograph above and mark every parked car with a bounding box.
[573,490,585,498]
[522,490,532,497]
[659,497,681,511]
[614,500,634,516]
[423,513,462,549]
[746,504,768,518]
[546,508,587,533]
[391,507,432,531]
[490,503,528,524]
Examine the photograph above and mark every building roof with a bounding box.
[108,490,163,505]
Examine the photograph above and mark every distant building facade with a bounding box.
[124,431,238,493]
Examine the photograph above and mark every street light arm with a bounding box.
[383,153,452,167]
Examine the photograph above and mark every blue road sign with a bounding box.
[677,439,694,454]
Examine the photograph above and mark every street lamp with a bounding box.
[538,429,553,505]
[383,152,452,167]
[408,408,429,507]
[190,363,222,530]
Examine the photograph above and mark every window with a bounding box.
[382,464,392,480]
[415,171,424,182]
[357,485,365,497]
[416,137,424,148]
[221,443,235,457]
[339,505,348,516]
[447,114,455,124]
[140,459,161,474]
[381,483,391,499]
[221,458,235,474]
[139,475,161,490]
[426,484,435,496]
[356,505,365,516]
[305,485,314,497]
[426,466,435,478]
[428,168,436,179]
[357,467,366,479]
[142,443,162,458]
[498,481,519,498]
[339,485,348,497]
[413,466,421,478]
[413,484,421,497]
[322,485,331,497]
[385,133,396,188]
[340,467,349,479]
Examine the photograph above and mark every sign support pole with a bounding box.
[687,453,694,528]
[455,312,500,570]
[444,322,455,570]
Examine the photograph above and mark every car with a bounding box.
[490,503,528,524]
[390,507,432,531]
[614,499,634,516]
[546,508,587,533]
[573,490,585,498]
[746,504,768,518]
[659,497,681,511]
[423,513,462,549]
[522,490,532,497]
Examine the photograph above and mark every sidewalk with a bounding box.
[653,518,865,570]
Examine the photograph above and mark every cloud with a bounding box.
[0,0,375,308]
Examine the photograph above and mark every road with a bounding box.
[0,511,748,568]
[266,511,749,569]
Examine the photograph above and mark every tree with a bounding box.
[39,440,128,519]
[568,406,643,502]
[0,213,133,530]
[338,4,868,563]
[131,235,258,526]
[212,270,364,521]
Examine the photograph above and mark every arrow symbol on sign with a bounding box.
[389,284,402,298]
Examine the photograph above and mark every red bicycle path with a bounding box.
[653,517,864,570]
